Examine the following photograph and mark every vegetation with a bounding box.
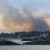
[0,31,50,39]
[23,37,50,45]
[0,40,20,45]
[0,31,50,45]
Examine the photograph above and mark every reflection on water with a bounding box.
[0,45,50,50]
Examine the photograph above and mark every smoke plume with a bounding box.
[0,0,50,32]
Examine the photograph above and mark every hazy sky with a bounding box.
[8,0,50,11]
[0,0,50,33]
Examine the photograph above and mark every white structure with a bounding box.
[40,32,49,38]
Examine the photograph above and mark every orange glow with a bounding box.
[3,22,33,31]
[44,17,50,27]
[0,16,5,29]
[15,23,32,31]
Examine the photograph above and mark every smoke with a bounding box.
[0,0,50,32]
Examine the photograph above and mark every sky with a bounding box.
[8,0,50,11]
[0,0,50,33]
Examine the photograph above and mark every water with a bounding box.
[0,45,50,50]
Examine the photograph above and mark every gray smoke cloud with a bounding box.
[0,0,50,32]
[22,8,49,31]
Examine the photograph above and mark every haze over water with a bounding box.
[0,45,50,50]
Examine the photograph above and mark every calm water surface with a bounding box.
[0,45,50,50]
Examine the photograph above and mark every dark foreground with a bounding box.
[22,38,50,45]
[0,40,20,45]
[0,39,50,45]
